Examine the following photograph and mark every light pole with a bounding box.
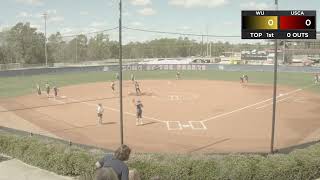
[270,0,279,154]
[119,0,124,145]
[43,12,48,67]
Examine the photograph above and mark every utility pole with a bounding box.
[201,35,204,57]
[43,12,48,67]
[270,0,279,154]
[282,40,286,64]
[119,0,124,145]
[75,36,78,63]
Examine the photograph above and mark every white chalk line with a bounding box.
[255,96,293,110]
[166,121,183,130]
[200,84,315,123]
[189,121,207,130]
[65,98,167,124]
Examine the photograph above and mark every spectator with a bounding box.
[96,145,132,180]
[96,167,119,180]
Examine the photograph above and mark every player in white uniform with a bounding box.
[45,83,50,97]
[97,103,104,124]
[176,72,181,80]
[314,74,319,84]
[36,84,41,96]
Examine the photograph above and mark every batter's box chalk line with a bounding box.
[188,121,207,130]
[166,121,207,130]
[166,121,182,130]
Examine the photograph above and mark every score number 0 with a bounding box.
[267,19,312,27]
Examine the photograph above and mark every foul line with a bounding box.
[201,84,315,123]
[255,96,292,110]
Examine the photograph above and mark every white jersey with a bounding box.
[97,106,104,114]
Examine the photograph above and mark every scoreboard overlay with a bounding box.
[242,11,316,39]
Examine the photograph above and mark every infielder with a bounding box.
[97,103,104,124]
[240,76,244,84]
[243,74,249,83]
[53,86,58,98]
[111,81,115,93]
[134,81,141,96]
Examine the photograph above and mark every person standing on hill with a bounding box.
[95,144,132,180]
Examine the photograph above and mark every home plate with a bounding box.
[61,96,67,98]
[182,124,191,128]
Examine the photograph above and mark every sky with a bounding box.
[0,0,319,43]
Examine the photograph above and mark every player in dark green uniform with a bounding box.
[134,81,141,96]
[135,99,143,126]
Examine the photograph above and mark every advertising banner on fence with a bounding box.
[121,64,207,71]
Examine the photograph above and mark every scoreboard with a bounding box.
[242,10,316,39]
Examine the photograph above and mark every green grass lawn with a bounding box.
[0,70,319,97]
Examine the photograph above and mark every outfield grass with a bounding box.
[0,70,319,97]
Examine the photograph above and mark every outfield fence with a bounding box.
[0,64,320,77]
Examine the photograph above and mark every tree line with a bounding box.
[0,22,271,65]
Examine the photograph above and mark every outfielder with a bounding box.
[97,103,104,124]
[115,73,119,81]
[131,73,135,83]
[36,84,41,96]
[45,82,50,97]
[314,74,319,84]
[176,71,181,80]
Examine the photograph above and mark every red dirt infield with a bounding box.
[1,80,320,153]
